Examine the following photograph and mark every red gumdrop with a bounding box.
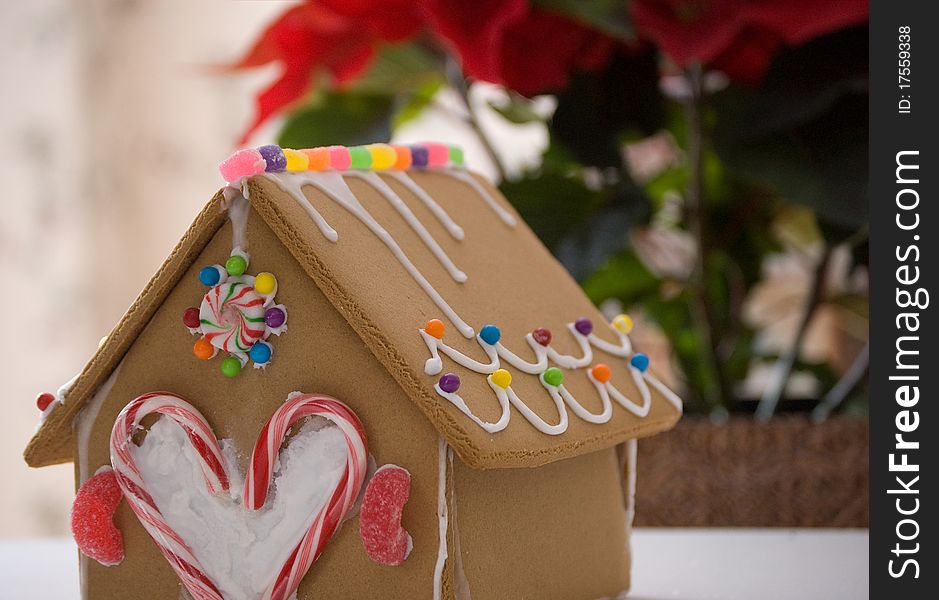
[359,465,412,566]
[36,392,55,411]
[71,467,125,566]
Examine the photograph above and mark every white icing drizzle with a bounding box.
[442,169,518,227]
[426,323,683,435]
[74,364,123,484]
[447,449,472,600]
[348,171,467,282]
[623,438,638,531]
[265,172,475,338]
[433,437,449,600]
[384,171,465,240]
[260,174,339,242]
[224,190,251,251]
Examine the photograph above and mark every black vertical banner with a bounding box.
[870,2,937,598]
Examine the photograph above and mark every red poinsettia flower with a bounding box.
[631,0,869,83]
[231,0,423,143]
[425,0,616,96]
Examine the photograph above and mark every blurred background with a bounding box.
[2,0,868,538]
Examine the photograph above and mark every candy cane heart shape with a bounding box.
[245,394,369,600]
[110,392,369,600]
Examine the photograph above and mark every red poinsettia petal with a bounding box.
[322,0,424,41]
[424,0,529,84]
[709,27,783,85]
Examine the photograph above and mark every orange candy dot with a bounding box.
[591,363,612,383]
[303,147,331,171]
[193,339,215,360]
[424,319,446,339]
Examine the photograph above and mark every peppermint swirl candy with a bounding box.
[199,281,265,353]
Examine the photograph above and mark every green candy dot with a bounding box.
[226,255,247,277]
[543,367,564,387]
[348,146,372,169]
[448,145,464,167]
[220,357,242,378]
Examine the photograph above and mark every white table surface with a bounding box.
[0,528,868,599]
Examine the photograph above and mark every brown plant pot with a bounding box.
[634,415,869,527]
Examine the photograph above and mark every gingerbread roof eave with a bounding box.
[25,170,682,470]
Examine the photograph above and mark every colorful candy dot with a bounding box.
[479,325,501,345]
[612,314,634,335]
[448,145,464,167]
[283,148,309,172]
[226,255,248,277]
[574,317,594,336]
[630,353,650,373]
[249,341,272,364]
[490,369,512,389]
[220,357,242,378]
[392,145,412,170]
[36,392,55,412]
[199,266,222,286]
[367,144,397,170]
[265,307,286,328]
[219,148,266,182]
[348,146,372,169]
[424,319,446,339]
[193,339,215,360]
[328,146,351,170]
[254,272,277,295]
[182,307,201,329]
[410,145,429,168]
[591,364,612,384]
[531,327,552,346]
[303,147,331,171]
[258,144,287,172]
[425,143,449,168]
[543,367,564,387]
[438,373,461,394]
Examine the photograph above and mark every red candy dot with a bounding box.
[591,363,612,384]
[532,327,552,346]
[359,465,412,566]
[36,392,55,412]
[71,468,125,566]
[182,307,200,329]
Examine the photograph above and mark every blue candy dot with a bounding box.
[199,266,221,286]
[630,353,650,373]
[249,342,272,364]
[479,325,501,345]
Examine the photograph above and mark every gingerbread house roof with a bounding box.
[25,144,681,470]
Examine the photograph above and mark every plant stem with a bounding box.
[811,340,869,422]
[684,64,730,410]
[755,246,833,422]
[446,58,508,181]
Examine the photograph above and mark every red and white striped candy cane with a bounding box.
[245,393,369,600]
[110,392,229,600]
[110,391,368,600]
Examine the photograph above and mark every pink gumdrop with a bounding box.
[425,143,449,168]
[328,146,352,170]
[219,149,266,182]
[71,467,125,566]
[359,465,412,566]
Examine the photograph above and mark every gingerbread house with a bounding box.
[25,143,682,600]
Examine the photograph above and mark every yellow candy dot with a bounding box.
[491,369,512,389]
[254,272,277,295]
[283,148,310,172]
[367,144,397,170]
[612,314,634,335]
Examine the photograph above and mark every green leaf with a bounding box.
[488,93,544,125]
[351,43,444,95]
[581,250,659,304]
[278,93,394,149]
[392,79,443,129]
[534,0,634,41]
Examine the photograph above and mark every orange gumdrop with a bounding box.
[424,319,446,339]
[193,339,215,360]
[304,147,331,171]
[393,145,413,170]
[591,363,612,383]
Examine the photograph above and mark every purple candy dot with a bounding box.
[410,145,429,168]
[574,317,594,336]
[258,144,287,172]
[438,373,461,394]
[265,307,286,328]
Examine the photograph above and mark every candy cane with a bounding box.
[110,392,368,600]
[246,394,369,600]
